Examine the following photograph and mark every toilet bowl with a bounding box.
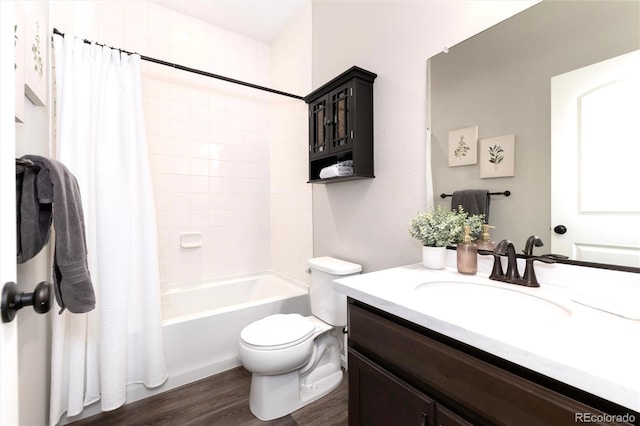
[238,257,361,421]
[239,313,325,375]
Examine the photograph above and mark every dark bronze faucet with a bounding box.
[487,240,556,287]
[519,256,556,287]
[523,235,544,256]
[494,240,520,281]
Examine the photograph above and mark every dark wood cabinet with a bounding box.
[348,348,474,426]
[435,405,473,426]
[347,300,636,426]
[304,66,376,183]
[349,349,434,426]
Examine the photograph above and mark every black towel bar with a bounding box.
[440,190,511,199]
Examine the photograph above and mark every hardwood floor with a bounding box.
[69,367,348,426]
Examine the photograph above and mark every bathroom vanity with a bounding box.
[334,264,640,425]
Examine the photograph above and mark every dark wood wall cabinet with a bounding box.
[347,300,636,426]
[304,66,376,183]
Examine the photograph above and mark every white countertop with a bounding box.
[334,264,640,412]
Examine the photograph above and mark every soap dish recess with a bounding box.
[180,232,202,249]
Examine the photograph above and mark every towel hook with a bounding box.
[1,281,52,323]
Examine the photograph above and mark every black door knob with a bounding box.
[553,225,567,235]
[1,281,52,322]
[31,281,52,314]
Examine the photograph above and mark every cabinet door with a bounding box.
[309,95,329,159]
[435,404,473,426]
[349,349,434,426]
[328,83,354,155]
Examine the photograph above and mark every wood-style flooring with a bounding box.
[68,367,348,426]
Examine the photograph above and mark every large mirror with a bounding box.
[428,0,640,270]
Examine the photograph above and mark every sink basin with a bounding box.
[414,281,571,334]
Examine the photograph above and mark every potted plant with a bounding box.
[409,206,483,269]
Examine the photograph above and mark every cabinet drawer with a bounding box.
[348,303,630,426]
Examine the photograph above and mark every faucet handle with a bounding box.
[540,253,569,261]
[478,249,504,281]
[477,248,505,280]
[494,239,510,255]
[489,254,505,280]
[520,256,556,287]
[482,240,510,280]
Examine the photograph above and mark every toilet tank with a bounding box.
[307,256,362,326]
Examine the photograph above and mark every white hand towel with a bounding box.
[319,164,353,179]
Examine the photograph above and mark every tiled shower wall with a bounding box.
[145,66,272,286]
[51,1,312,291]
[270,2,313,286]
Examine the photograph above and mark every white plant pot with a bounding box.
[422,246,447,270]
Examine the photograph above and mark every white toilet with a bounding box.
[238,256,361,421]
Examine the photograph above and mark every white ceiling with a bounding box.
[152,0,308,43]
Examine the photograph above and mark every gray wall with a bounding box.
[310,1,537,272]
[430,0,640,251]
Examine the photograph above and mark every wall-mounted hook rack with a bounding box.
[1,281,52,323]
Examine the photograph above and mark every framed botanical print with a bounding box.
[480,134,515,178]
[448,126,478,167]
[23,1,46,107]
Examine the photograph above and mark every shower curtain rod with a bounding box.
[52,28,305,100]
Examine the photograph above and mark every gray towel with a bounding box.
[16,162,52,263]
[451,189,490,222]
[23,155,96,314]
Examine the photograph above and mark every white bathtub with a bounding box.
[161,272,311,389]
[68,272,311,422]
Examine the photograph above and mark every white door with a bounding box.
[0,1,20,425]
[551,50,640,267]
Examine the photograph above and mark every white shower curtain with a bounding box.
[50,34,167,425]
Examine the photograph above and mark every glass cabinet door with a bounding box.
[309,97,328,159]
[330,84,353,154]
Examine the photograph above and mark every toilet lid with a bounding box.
[240,314,315,349]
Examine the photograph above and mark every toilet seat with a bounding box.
[240,314,315,351]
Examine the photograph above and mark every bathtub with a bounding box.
[161,272,311,389]
[68,272,311,422]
